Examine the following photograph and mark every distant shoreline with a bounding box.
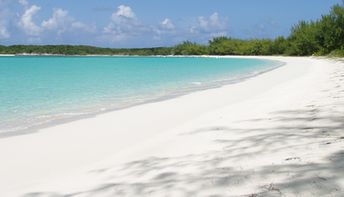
[0,53,127,57]
[0,54,15,56]
[0,53,288,57]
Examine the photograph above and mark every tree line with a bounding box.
[173,1,344,57]
[0,2,343,57]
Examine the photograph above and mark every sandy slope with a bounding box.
[0,56,343,197]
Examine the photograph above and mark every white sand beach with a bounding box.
[0,56,343,196]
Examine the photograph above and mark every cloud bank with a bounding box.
[191,12,228,38]
[3,1,231,47]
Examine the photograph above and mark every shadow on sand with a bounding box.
[23,64,344,197]
[23,106,344,197]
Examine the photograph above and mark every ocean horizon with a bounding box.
[0,56,282,134]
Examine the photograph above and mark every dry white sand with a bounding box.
[0,56,343,197]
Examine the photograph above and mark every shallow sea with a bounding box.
[0,56,282,133]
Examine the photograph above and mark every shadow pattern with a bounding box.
[23,62,344,197]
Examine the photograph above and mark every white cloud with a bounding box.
[191,12,227,36]
[160,18,175,30]
[17,1,96,39]
[42,8,69,32]
[18,5,42,36]
[153,18,176,41]
[115,5,135,19]
[103,5,148,42]
[42,9,96,34]
[12,2,228,46]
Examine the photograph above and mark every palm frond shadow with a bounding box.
[23,104,344,196]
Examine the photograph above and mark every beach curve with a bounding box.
[0,56,343,196]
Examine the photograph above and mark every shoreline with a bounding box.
[0,56,343,196]
[0,53,290,57]
[0,56,284,138]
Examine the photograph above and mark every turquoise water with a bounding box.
[0,56,281,133]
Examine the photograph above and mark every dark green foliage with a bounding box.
[0,2,343,56]
[173,41,208,55]
[270,36,288,55]
[0,45,175,56]
[246,39,274,55]
[287,1,344,56]
[206,1,344,57]
[209,37,237,55]
[287,21,321,56]
[208,37,275,56]
[328,49,344,57]
[320,4,344,54]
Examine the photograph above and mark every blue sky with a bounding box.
[0,0,342,48]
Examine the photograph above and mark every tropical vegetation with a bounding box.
[0,2,343,57]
